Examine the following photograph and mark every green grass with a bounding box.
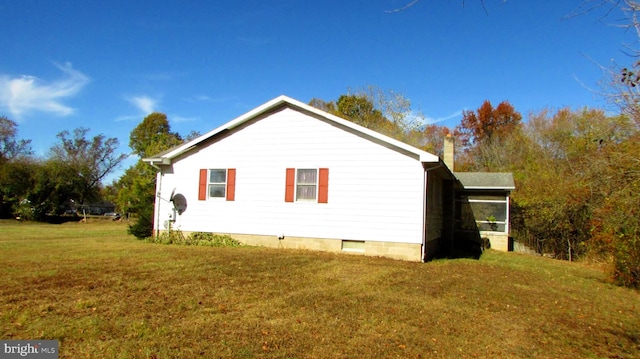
[0,220,639,358]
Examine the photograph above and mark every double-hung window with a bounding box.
[208,169,227,198]
[198,168,236,201]
[296,169,318,201]
[285,168,329,203]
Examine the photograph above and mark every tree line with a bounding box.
[308,86,639,287]
[0,118,128,220]
[0,113,190,230]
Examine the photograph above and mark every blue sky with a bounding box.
[0,0,635,182]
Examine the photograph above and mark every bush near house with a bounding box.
[145,230,244,247]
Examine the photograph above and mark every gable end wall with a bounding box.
[154,108,426,250]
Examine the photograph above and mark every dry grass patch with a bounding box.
[0,220,638,358]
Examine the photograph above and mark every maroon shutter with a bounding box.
[285,168,295,202]
[226,169,236,201]
[198,169,207,200]
[318,168,329,203]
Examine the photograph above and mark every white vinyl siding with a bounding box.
[156,108,426,244]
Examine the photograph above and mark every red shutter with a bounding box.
[226,168,236,201]
[198,169,207,200]
[318,168,329,203]
[285,168,295,202]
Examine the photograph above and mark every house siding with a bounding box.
[156,107,426,247]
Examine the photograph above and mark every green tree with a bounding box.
[508,108,636,264]
[117,112,184,238]
[589,132,640,287]
[49,128,128,209]
[0,158,38,218]
[117,162,157,238]
[129,112,182,158]
[309,86,425,148]
[0,116,32,164]
[0,117,33,217]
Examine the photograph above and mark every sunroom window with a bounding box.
[456,192,509,233]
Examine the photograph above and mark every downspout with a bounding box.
[421,168,428,262]
[422,161,444,262]
[148,161,162,238]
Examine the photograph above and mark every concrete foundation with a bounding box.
[170,231,424,261]
[481,232,511,252]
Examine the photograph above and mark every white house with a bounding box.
[142,95,514,261]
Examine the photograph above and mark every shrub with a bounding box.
[144,230,244,248]
[128,211,153,239]
[187,232,244,247]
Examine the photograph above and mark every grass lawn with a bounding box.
[0,220,639,358]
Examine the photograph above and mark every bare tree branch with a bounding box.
[386,0,491,15]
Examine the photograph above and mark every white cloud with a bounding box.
[171,114,198,123]
[0,62,90,118]
[423,110,463,125]
[127,95,157,114]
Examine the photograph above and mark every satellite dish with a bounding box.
[171,193,187,215]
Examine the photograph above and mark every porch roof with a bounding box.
[454,172,515,190]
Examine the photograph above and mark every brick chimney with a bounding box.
[443,134,454,171]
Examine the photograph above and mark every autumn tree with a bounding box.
[589,131,640,286]
[507,108,637,266]
[454,100,522,170]
[419,124,451,157]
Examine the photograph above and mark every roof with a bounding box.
[143,95,440,165]
[454,172,515,190]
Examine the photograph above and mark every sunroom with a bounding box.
[453,172,515,251]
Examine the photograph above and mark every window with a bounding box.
[455,191,509,233]
[198,168,236,201]
[285,168,329,203]
[469,200,507,232]
[208,169,227,198]
[342,240,365,253]
[296,169,317,201]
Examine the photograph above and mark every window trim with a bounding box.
[467,196,510,233]
[455,191,510,234]
[208,169,227,199]
[295,168,318,202]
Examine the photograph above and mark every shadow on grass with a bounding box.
[18,215,112,225]
[433,238,484,260]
